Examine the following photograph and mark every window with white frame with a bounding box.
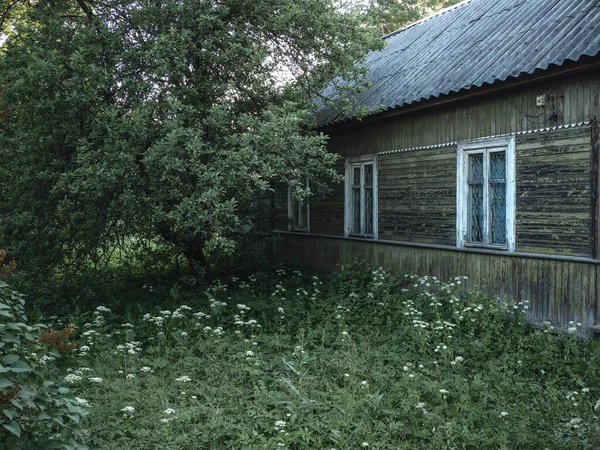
[345,155,377,238]
[456,136,515,251]
[288,185,309,232]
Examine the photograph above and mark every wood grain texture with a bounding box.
[515,126,592,256]
[378,146,456,245]
[326,70,600,155]
[307,161,345,236]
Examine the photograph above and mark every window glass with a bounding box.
[490,152,506,244]
[468,154,484,243]
[346,158,376,238]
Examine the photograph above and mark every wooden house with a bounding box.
[271,0,600,335]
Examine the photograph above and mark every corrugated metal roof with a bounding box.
[319,0,600,126]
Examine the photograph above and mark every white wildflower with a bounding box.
[64,374,82,383]
[74,397,90,407]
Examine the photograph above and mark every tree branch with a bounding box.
[0,0,23,32]
[75,0,93,19]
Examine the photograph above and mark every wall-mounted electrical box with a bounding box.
[536,95,546,107]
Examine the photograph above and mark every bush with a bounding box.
[0,281,87,449]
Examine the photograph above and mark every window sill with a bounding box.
[348,233,375,239]
[464,243,508,251]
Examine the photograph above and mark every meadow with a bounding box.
[3,263,600,449]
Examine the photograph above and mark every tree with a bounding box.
[0,0,380,276]
[349,0,464,36]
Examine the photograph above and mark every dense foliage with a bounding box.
[23,264,600,449]
[0,281,86,449]
[0,0,380,277]
[351,0,464,35]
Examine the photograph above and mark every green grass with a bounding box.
[40,265,600,449]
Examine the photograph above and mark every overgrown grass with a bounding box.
[35,264,600,448]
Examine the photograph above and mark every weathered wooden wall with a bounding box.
[309,160,345,236]
[378,146,456,245]
[325,69,600,155]
[516,126,593,256]
[272,234,599,331]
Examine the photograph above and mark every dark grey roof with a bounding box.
[319,0,600,126]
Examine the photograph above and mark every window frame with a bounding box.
[287,184,310,233]
[456,136,516,252]
[344,154,378,238]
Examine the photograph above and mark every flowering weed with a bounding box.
[31,264,600,449]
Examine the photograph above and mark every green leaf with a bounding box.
[1,333,18,343]
[2,354,19,365]
[8,360,32,373]
[3,408,16,420]
[0,376,13,388]
[2,420,21,437]
[58,387,70,394]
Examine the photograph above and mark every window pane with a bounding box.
[469,184,483,242]
[364,164,373,187]
[491,182,506,244]
[490,152,506,180]
[353,167,361,186]
[468,154,483,182]
[468,154,484,242]
[365,187,373,235]
[352,187,361,233]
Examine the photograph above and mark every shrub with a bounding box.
[0,281,87,449]
[38,325,78,355]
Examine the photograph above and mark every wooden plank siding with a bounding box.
[308,160,345,236]
[378,147,456,245]
[515,126,593,256]
[271,234,600,331]
[325,69,600,155]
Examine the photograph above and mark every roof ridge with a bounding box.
[382,0,474,40]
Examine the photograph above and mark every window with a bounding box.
[288,185,309,232]
[345,155,377,238]
[456,136,515,251]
